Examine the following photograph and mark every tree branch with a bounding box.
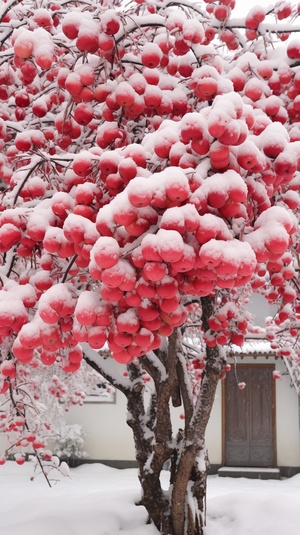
[82,343,132,395]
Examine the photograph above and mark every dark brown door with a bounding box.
[224,364,275,467]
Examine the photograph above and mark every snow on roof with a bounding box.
[229,338,273,356]
[229,338,300,395]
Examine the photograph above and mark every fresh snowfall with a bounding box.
[2,0,300,534]
[0,462,300,535]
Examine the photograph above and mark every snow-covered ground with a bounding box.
[0,461,300,535]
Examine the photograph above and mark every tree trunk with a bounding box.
[86,300,223,535]
[123,296,225,535]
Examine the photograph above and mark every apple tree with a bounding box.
[1,0,300,533]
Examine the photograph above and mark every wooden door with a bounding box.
[224,364,276,467]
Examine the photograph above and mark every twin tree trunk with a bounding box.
[87,296,224,535]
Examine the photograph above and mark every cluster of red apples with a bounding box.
[0,0,300,459]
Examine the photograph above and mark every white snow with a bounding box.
[0,462,300,535]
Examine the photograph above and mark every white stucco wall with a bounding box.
[205,382,223,465]
[64,385,224,463]
[1,356,299,469]
[63,355,300,468]
[65,389,136,460]
[275,359,300,467]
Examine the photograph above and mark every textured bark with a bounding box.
[126,358,172,534]
[128,297,224,535]
[87,297,224,535]
[170,296,224,535]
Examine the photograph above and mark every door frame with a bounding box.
[222,362,277,467]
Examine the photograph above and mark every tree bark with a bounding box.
[123,296,225,535]
[87,297,224,535]
[125,358,172,533]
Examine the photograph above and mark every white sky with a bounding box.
[234,0,272,16]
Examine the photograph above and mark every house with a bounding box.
[64,341,300,477]
[65,294,300,478]
[218,341,300,478]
